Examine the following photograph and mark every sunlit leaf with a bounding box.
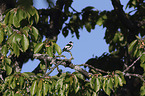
[34,9,39,24]
[43,82,49,96]
[94,78,101,92]
[114,75,119,87]
[118,76,123,86]
[19,77,24,88]
[13,12,20,28]
[107,78,113,90]
[9,12,14,25]
[16,8,25,22]
[140,84,145,96]
[32,26,39,40]
[5,58,11,65]
[11,78,16,89]
[128,40,137,52]
[30,80,38,96]
[2,45,8,56]
[4,11,10,24]
[54,43,61,55]
[37,80,43,96]
[21,34,29,52]
[34,42,44,53]
[47,46,53,57]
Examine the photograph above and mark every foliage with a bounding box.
[0,0,145,96]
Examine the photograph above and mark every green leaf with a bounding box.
[34,9,39,24]
[94,78,101,92]
[54,43,61,55]
[43,82,49,96]
[140,84,145,96]
[114,75,119,87]
[0,30,4,44]
[19,77,24,88]
[9,12,14,25]
[23,26,30,33]
[11,78,16,89]
[4,11,10,24]
[74,72,84,80]
[141,54,145,62]
[73,75,79,93]
[30,80,38,96]
[85,22,92,32]
[12,41,20,56]
[56,78,63,89]
[15,34,22,44]
[103,79,111,95]
[90,76,95,89]
[128,40,137,52]
[16,8,25,22]
[109,44,115,52]
[118,72,126,84]
[34,42,44,53]
[6,65,12,75]
[96,17,103,26]
[5,58,11,65]
[113,33,119,43]
[13,12,20,28]
[2,45,8,56]
[27,6,36,16]
[21,34,29,52]
[47,46,53,57]
[118,76,123,86]
[6,26,13,36]
[37,80,43,96]
[32,26,39,40]
[107,78,113,90]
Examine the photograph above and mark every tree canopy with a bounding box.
[0,0,145,96]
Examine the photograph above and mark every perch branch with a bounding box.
[123,54,143,73]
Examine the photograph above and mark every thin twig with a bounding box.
[124,73,145,82]
[79,64,108,74]
[44,61,63,76]
[70,6,79,13]
[123,54,142,73]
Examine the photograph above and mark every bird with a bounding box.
[62,41,73,52]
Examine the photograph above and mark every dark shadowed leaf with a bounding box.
[0,30,4,44]
[6,65,12,75]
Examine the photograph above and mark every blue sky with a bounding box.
[21,0,129,74]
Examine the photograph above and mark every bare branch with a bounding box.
[125,73,145,82]
[79,64,108,74]
[123,54,142,73]
[138,20,145,27]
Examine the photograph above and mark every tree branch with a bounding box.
[33,54,90,78]
[111,0,137,31]
[123,54,142,73]
[79,64,108,74]
[125,73,145,82]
